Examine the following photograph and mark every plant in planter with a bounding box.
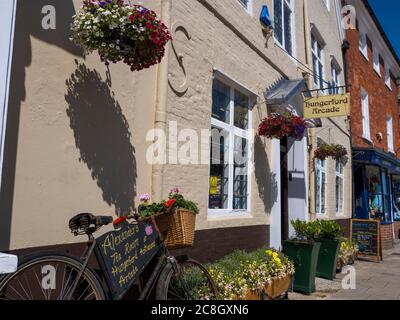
[315,220,344,280]
[70,0,172,71]
[258,113,307,141]
[206,249,294,300]
[283,220,321,294]
[138,188,199,249]
[314,144,348,161]
[337,238,359,272]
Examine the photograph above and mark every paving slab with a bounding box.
[290,241,400,300]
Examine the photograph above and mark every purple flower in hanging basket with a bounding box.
[145,225,153,236]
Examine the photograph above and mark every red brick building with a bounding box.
[343,0,400,249]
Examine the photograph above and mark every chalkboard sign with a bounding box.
[95,222,161,299]
[351,219,382,262]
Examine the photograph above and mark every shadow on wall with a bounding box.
[0,0,83,251]
[65,62,137,216]
[254,136,278,214]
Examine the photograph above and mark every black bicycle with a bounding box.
[0,213,218,300]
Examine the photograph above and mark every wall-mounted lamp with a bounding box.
[260,5,274,43]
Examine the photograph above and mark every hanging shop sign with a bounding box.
[304,93,350,119]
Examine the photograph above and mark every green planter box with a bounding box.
[283,240,321,294]
[316,238,340,280]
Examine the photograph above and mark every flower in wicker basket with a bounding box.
[137,188,199,249]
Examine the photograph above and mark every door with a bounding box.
[0,0,17,190]
[280,137,289,242]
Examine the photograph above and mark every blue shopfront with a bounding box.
[353,148,400,225]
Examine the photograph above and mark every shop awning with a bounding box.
[264,79,307,105]
[353,147,400,174]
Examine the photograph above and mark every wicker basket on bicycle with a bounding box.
[140,208,196,250]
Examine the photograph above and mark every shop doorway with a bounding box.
[280,137,289,242]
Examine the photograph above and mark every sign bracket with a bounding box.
[302,84,352,94]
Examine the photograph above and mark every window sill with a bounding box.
[359,48,369,62]
[274,40,297,65]
[362,136,373,144]
[207,211,252,220]
[373,68,381,78]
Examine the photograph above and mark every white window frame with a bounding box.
[373,49,381,76]
[335,159,344,215]
[208,75,253,218]
[311,33,325,92]
[361,88,371,141]
[359,31,368,61]
[237,0,253,15]
[273,0,295,58]
[315,159,326,215]
[0,0,17,193]
[385,66,392,90]
[387,115,394,153]
[330,62,340,94]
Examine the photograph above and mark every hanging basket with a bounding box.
[70,0,172,71]
[314,143,347,161]
[258,113,307,141]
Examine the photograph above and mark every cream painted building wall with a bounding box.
[1,0,160,250]
[306,0,352,221]
[1,0,322,253]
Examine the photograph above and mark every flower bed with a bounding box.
[258,113,307,140]
[206,249,294,300]
[314,143,347,161]
[70,0,172,71]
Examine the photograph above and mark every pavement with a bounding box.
[289,241,400,300]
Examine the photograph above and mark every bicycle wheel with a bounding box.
[156,258,218,300]
[0,254,106,300]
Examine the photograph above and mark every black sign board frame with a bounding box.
[94,222,162,300]
[350,219,382,263]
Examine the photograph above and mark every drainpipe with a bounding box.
[303,0,315,221]
[152,0,171,202]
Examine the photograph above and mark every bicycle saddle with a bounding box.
[69,213,113,236]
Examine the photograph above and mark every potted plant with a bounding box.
[70,0,172,71]
[314,144,348,161]
[283,220,321,294]
[263,249,294,300]
[336,238,359,272]
[138,188,199,249]
[258,113,307,141]
[315,220,343,280]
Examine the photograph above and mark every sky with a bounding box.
[368,0,400,59]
